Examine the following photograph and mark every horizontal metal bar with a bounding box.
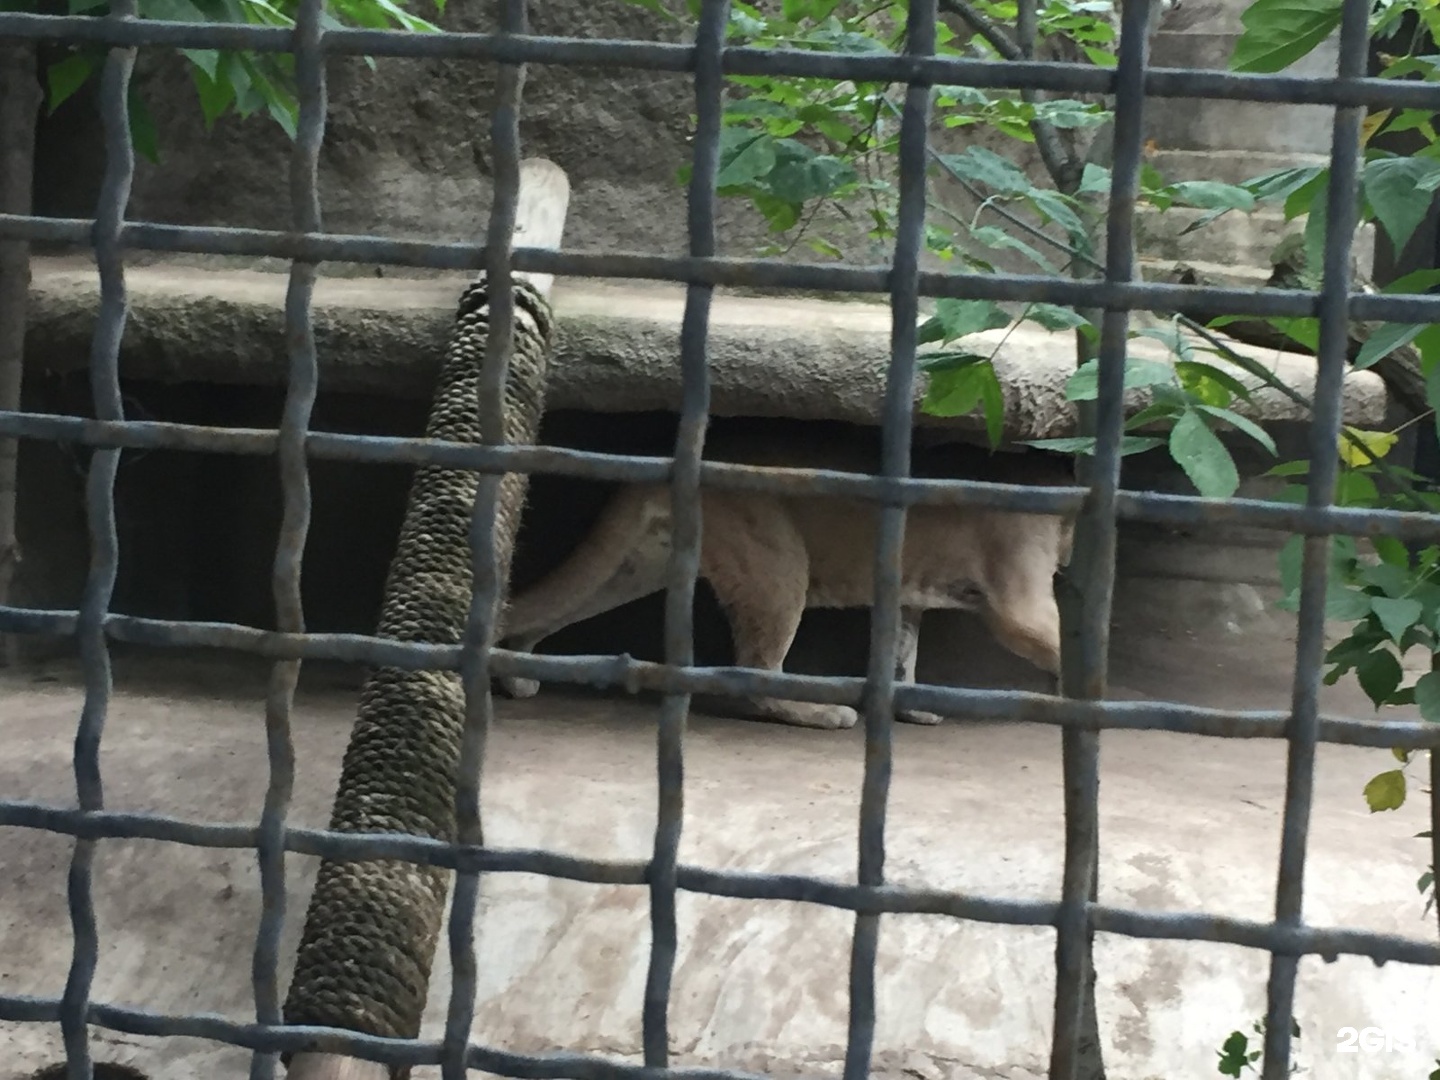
[11,212,1440,324]
[0,996,439,1067]
[3,411,1439,543]
[1088,907,1440,966]
[1,12,1439,113]
[0,801,651,883]
[0,802,1435,967]
[3,605,1438,751]
[1,995,785,1080]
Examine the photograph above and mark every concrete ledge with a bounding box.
[24,258,1386,440]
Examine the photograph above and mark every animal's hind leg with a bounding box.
[894,607,943,726]
[703,494,858,731]
[499,496,673,698]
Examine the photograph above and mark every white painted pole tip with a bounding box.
[510,158,571,299]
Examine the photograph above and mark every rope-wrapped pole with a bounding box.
[284,158,570,1080]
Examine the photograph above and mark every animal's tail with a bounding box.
[501,484,674,645]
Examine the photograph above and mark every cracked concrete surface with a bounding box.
[0,642,1435,1080]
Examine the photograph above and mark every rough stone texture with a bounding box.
[24,258,1388,438]
[1137,0,1371,286]
[29,0,1053,276]
[0,651,1435,1080]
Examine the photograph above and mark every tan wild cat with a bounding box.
[499,433,1075,729]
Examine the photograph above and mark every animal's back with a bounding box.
[701,430,1070,611]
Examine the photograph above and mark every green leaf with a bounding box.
[918,298,1011,344]
[46,53,95,113]
[766,149,856,202]
[1170,408,1239,498]
[1266,460,1310,478]
[1077,163,1111,195]
[265,93,298,140]
[1218,1031,1250,1078]
[1360,560,1415,598]
[1327,584,1375,621]
[715,129,776,189]
[1230,0,1342,73]
[937,146,1031,194]
[1033,98,1108,129]
[1171,180,1257,212]
[1356,648,1404,708]
[1364,157,1440,252]
[922,358,994,420]
[1382,268,1440,295]
[1282,170,1328,221]
[1134,324,1192,361]
[969,225,1056,272]
[1371,596,1424,644]
[1027,188,1088,242]
[1245,165,1326,204]
[1024,304,1089,332]
[1355,323,1425,370]
[1363,768,1407,812]
[1024,435,1166,456]
[188,61,235,127]
[1175,360,1254,403]
[1065,357,1173,401]
[1194,405,1277,455]
[1415,670,1440,723]
[180,47,220,79]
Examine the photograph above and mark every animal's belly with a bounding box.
[805,577,985,611]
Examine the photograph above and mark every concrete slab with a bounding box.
[23,258,1387,440]
[0,651,1435,1080]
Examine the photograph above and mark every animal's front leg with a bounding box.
[704,513,858,731]
[894,606,943,726]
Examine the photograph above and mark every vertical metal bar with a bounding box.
[1261,0,1368,1074]
[1048,0,1151,1074]
[59,1,135,1075]
[842,4,933,1079]
[440,0,530,1073]
[249,0,325,1077]
[641,0,728,1065]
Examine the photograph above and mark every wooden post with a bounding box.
[285,157,570,1080]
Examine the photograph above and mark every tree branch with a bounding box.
[937,0,1085,193]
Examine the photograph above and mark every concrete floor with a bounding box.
[0,642,1436,1080]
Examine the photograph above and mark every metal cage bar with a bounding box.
[247,0,327,1076]
[1260,0,1372,1072]
[54,0,137,1075]
[843,0,935,1074]
[640,0,730,1066]
[1,0,1439,1076]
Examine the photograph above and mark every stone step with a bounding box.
[1144,32,1339,156]
[1146,149,1332,187]
[1136,256,1273,290]
[1135,203,1295,268]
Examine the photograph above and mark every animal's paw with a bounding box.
[763,701,859,730]
[898,709,944,727]
[497,675,541,699]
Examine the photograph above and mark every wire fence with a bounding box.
[0,0,1438,1076]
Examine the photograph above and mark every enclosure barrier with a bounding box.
[0,0,1439,1076]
